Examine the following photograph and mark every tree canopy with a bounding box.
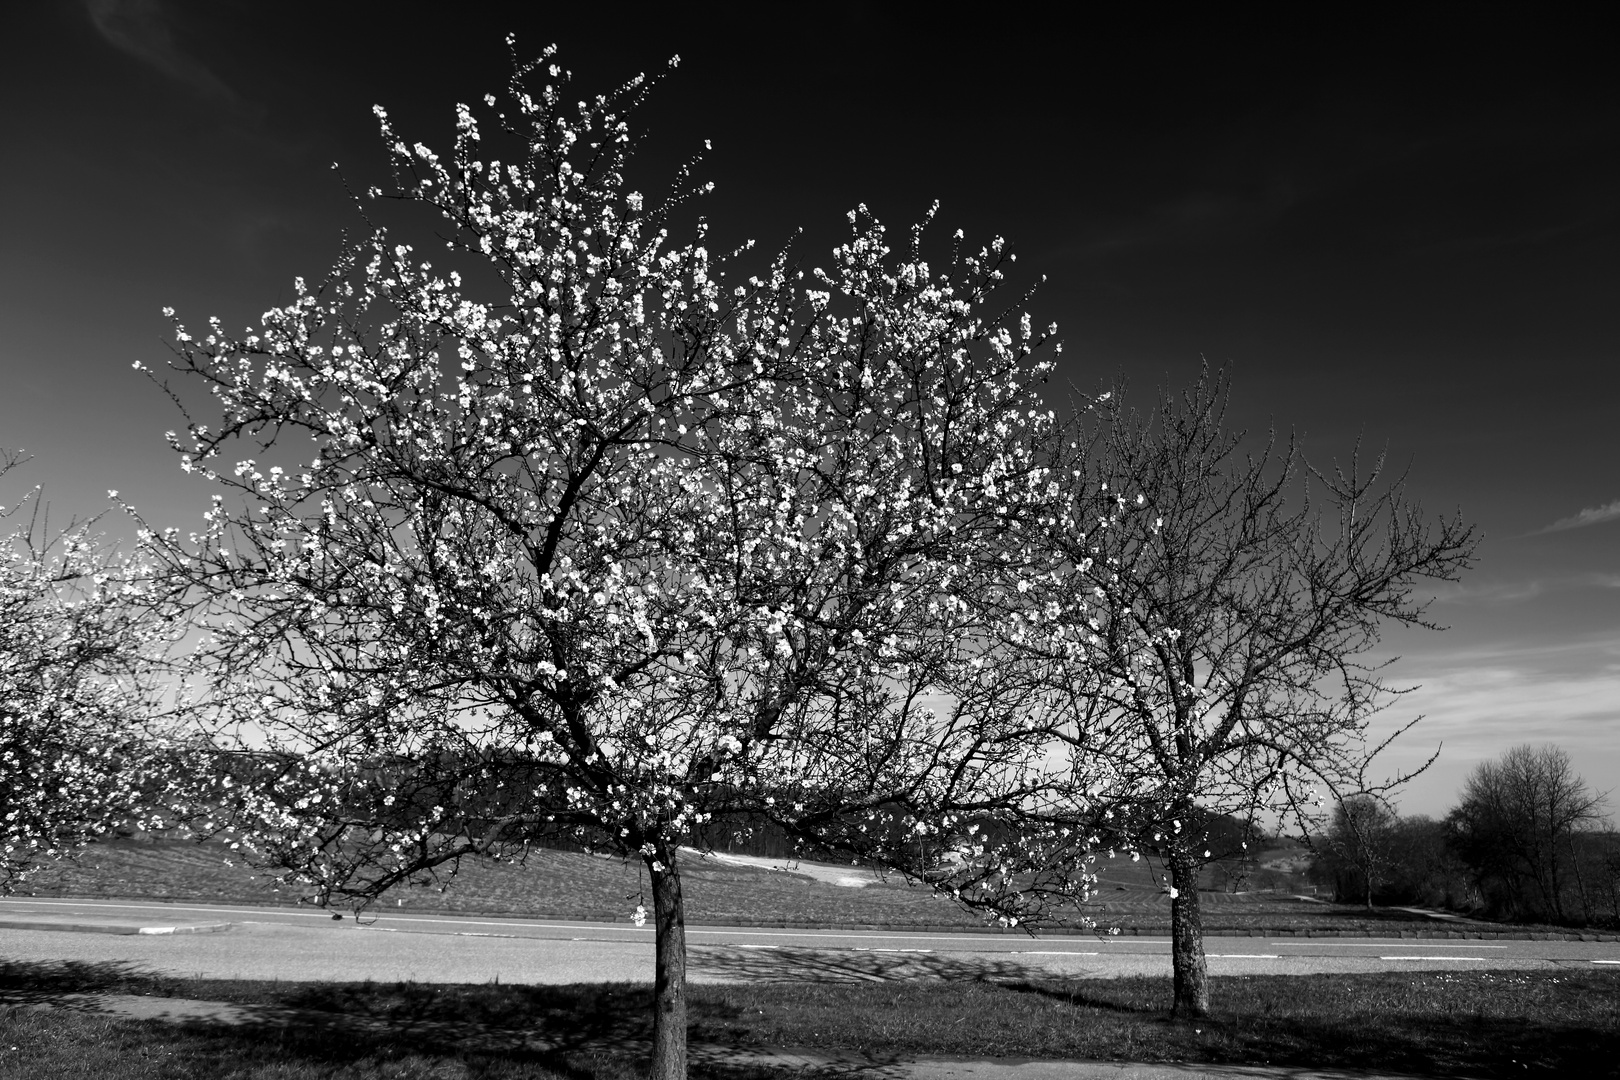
[145,47,1088,1079]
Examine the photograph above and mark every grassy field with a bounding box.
[15,834,1582,938]
[2,960,1615,1077]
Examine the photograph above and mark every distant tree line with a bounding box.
[1310,743,1618,927]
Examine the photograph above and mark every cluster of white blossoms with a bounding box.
[1,458,185,890]
[140,48,1110,925]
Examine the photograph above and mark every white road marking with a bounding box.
[349,924,515,939]
[1378,956,1489,961]
[0,898,339,921]
[1013,951,1100,956]
[1592,960,1620,965]
[853,948,934,953]
[1279,942,1506,949]
[1209,954,1279,959]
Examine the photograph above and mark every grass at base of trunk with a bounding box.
[3,963,1616,1077]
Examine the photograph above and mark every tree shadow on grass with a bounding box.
[0,958,178,999]
[996,976,1169,1016]
[4,951,1073,1078]
[689,953,1620,1076]
[0,959,665,1080]
[995,972,1619,1076]
[275,980,652,1051]
[687,944,1062,985]
[10,956,1614,1077]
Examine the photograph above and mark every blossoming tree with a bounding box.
[1035,370,1477,1017]
[145,47,1088,1079]
[1,451,181,891]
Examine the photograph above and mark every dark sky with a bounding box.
[3,2,1616,815]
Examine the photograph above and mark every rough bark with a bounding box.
[647,850,688,1080]
[1168,845,1209,1018]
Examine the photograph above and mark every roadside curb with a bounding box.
[0,919,233,937]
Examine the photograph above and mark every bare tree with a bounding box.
[1320,794,1400,909]
[1035,369,1477,1017]
[1448,743,1610,922]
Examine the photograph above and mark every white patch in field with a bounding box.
[680,847,882,887]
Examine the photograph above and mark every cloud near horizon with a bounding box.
[1539,498,1620,533]
[1360,633,1620,816]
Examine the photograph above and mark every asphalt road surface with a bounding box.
[2,897,1616,986]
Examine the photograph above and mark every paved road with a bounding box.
[2,896,1616,985]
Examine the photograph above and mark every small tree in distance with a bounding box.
[0,451,181,892]
[143,46,1086,1080]
[1036,370,1478,1017]
[1321,793,1400,909]
[1308,807,1473,910]
[1448,743,1610,922]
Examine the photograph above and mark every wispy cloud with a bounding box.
[1387,632,1620,683]
[1538,499,1620,534]
[1425,572,1620,606]
[1362,633,1620,814]
[1428,579,1544,605]
[84,0,239,108]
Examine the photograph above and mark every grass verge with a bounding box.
[3,961,1616,1077]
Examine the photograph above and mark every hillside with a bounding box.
[10,834,1521,936]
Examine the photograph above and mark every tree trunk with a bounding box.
[1365,867,1375,911]
[1533,849,1562,922]
[1168,845,1209,1018]
[1547,827,1567,922]
[1567,833,1590,925]
[647,849,687,1080]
